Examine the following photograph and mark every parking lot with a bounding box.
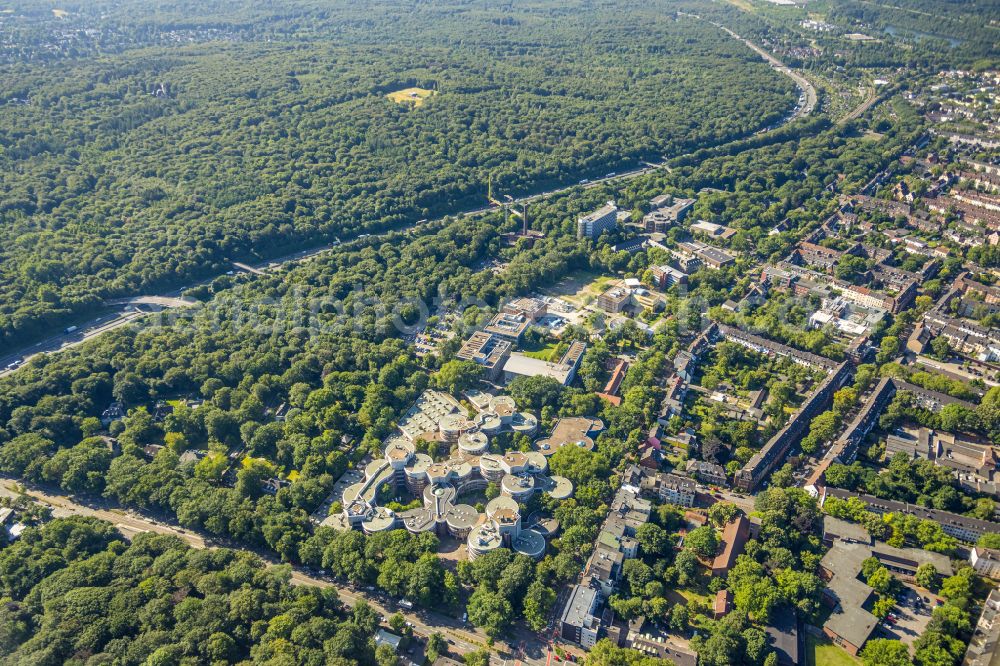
[874,584,932,648]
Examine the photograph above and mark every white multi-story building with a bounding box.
[577,202,618,239]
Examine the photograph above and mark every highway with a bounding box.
[0,21,817,379]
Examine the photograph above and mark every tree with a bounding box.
[684,525,719,558]
[389,614,406,635]
[873,596,895,619]
[426,633,448,663]
[675,549,699,587]
[860,639,911,666]
[915,563,938,591]
[835,255,870,283]
[464,650,491,666]
[833,387,858,414]
[929,336,950,360]
[376,642,398,666]
[668,603,689,633]
[466,587,514,638]
[929,603,972,635]
[508,375,564,411]
[940,568,974,603]
[635,523,671,558]
[978,533,1000,549]
[867,567,892,595]
[432,360,482,394]
[549,445,608,488]
[691,617,744,666]
[771,463,794,488]
[707,503,739,527]
[524,580,556,631]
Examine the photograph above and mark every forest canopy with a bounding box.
[0,0,797,347]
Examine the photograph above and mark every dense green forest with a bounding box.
[0,516,383,665]
[0,0,799,348]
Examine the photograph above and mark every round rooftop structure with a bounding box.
[524,451,548,473]
[439,413,475,442]
[447,458,474,482]
[362,506,397,534]
[458,431,489,456]
[479,453,505,481]
[467,524,504,560]
[535,435,595,456]
[342,482,365,505]
[544,475,574,501]
[490,396,517,419]
[425,462,452,485]
[476,412,504,436]
[405,453,434,477]
[486,495,521,529]
[527,513,561,538]
[501,473,537,500]
[445,503,480,536]
[512,528,546,560]
[510,412,539,436]
[423,482,457,509]
[384,438,416,466]
[398,507,436,534]
[365,458,390,479]
[500,451,528,474]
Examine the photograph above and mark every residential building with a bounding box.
[766,606,802,666]
[561,584,601,648]
[598,286,632,313]
[886,427,999,495]
[649,264,688,289]
[823,488,1000,542]
[640,472,695,507]
[820,538,951,655]
[963,588,1000,666]
[971,547,1000,579]
[690,220,737,239]
[735,360,853,492]
[374,630,402,653]
[502,297,547,321]
[685,460,728,487]
[643,195,694,233]
[578,203,618,239]
[822,515,872,546]
[714,589,732,618]
[677,241,735,269]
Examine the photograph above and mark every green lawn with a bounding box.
[520,340,561,361]
[806,634,861,666]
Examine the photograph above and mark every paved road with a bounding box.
[719,25,818,120]
[0,311,148,380]
[0,477,546,665]
[0,21,817,379]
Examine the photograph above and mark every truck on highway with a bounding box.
[65,325,78,334]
